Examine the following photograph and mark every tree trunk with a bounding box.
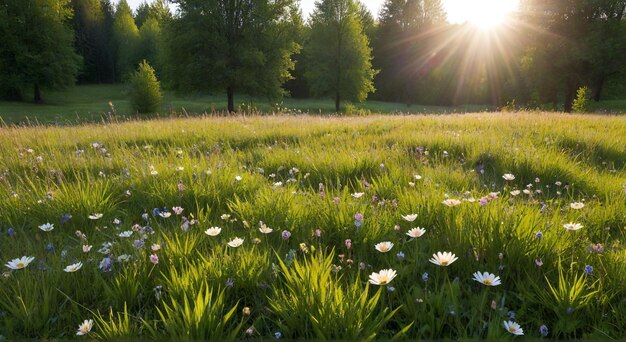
[34,84,43,104]
[227,86,234,113]
[593,74,604,102]
[335,91,340,112]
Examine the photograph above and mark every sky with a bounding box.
[124,0,518,24]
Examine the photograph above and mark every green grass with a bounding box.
[0,113,624,339]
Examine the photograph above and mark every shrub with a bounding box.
[572,86,591,113]
[129,60,162,114]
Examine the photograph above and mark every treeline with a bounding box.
[1,0,625,112]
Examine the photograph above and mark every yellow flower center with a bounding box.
[16,262,24,268]
[509,327,517,333]
[380,246,389,252]
[440,260,448,266]
[484,279,492,285]
[379,276,389,285]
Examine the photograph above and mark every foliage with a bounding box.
[303,0,377,112]
[162,0,300,112]
[112,0,140,80]
[572,86,592,113]
[129,60,162,114]
[0,0,81,102]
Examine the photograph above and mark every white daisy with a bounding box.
[5,256,35,270]
[374,241,394,253]
[401,214,418,222]
[472,271,501,286]
[406,227,426,238]
[503,320,524,335]
[368,269,397,285]
[228,237,244,248]
[63,262,83,272]
[205,227,222,236]
[429,251,458,266]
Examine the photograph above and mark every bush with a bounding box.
[129,60,162,114]
[572,86,591,113]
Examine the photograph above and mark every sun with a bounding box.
[445,0,519,29]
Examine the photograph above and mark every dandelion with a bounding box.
[570,202,585,210]
[375,241,394,253]
[406,227,426,238]
[63,262,83,273]
[472,271,501,286]
[429,251,458,266]
[563,222,584,231]
[441,199,461,207]
[76,319,93,336]
[228,237,244,248]
[39,223,54,232]
[502,173,515,181]
[150,254,159,265]
[351,192,364,198]
[402,213,418,222]
[5,256,35,270]
[88,213,103,220]
[503,320,524,335]
[368,269,397,285]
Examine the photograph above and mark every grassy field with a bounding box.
[6,84,626,125]
[0,113,625,339]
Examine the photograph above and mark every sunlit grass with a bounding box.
[0,113,624,339]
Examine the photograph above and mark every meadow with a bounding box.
[0,113,624,339]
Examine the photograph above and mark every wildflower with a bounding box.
[46,242,55,252]
[205,227,221,236]
[535,177,540,183]
[158,211,171,218]
[133,239,145,249]
[351,192,364,198]
[333,197,340,204]
[406,227,426,238]
[354,212,363,228]
[472,271,501,286]
[422,272,429,282]
[88,213,103,220]
[7,227,15,237]
[245,326,255,336]
[535,231,543,239]
[387,286,396,292]
[39,223,54,232]
[584,265,593,275]
[502,173,515,181]
[402,213,418,222]
[570,202,585,210]
[441,199,461,207]
[83,245,92,253]
[228,237,244,248]
[274,332,282,340]
[226,278,235,287]
[368,269,397,285]
[503,320,524,335]
[154,285,163,300]
[563,222,584,231]
[60,213,73,223]
[535,258,543,267]
[5,256,35,270]
[510,190,521,196]
[259,222,273,234]
[429,251,458,266]
[76,319,93,335]
[375,241,394,253]
[281,230,291,240]
[235,175,242,181]
[396,251,405,261]
[117,255,131,262]
[151,243,161,252]
[242,307,251,316]
[315,228,322,237]
[221,214,231,220]
[345,239,352,250]
[63,262,83,273]
[414,174,422,180]
[177,181,185,192]
[118,231,133,238]
[98,257,112,272]
[539,324,549,337]
[150,254,159,265]
[172,206,184,215]
[592,243,604,253]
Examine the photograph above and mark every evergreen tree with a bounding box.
[303,0,377,112]
[113,0,140,80]
[129,60,162,114]
[0,0,81,102]
[137,17,161,72]
[163,0,300,112]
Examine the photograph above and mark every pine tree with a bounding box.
[129,60,162,114]
[303,0,377,112]
[112,0,140,80]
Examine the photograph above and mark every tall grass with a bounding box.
[0,113,624,339]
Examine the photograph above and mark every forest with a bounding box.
[1,0,625,113]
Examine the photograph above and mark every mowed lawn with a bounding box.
[3,84,625,125]
[0,113,624,339]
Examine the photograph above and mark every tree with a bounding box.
[137,17,162,72]
[303,0,377,112]
[112,0,140,80]
[135,0,171,28]
[129,60,162,114]
[163,0,300,113]
[71,0,115,83]
[0,0,81,102]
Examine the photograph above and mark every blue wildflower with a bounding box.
[422,272,429,282]
[7,227,15,237]
[584,265,593,275]
[539,324,549,337]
